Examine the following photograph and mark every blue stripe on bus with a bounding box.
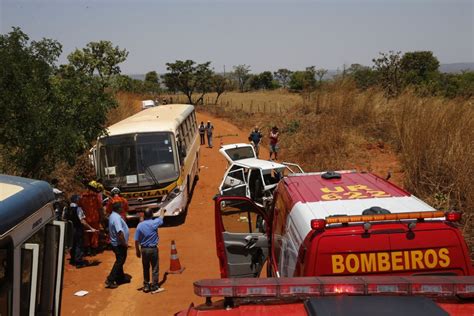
[0,175,54,236]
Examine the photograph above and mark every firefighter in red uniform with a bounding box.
[79,181,103,255]
[106,187,128,221]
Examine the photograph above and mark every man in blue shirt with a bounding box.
[105,202,130,289]
[248,126,263,158]
[135,208,165,293]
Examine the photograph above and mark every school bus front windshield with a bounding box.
[98,132,179,188]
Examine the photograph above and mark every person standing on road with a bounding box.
[199,121,206,145]
[79,182,103,256]
[206,121,214,148]
[248,126,263,158]
[135,208,165,293]
[269,126,280,160]
[67,195,98,268]
[105,202,131,289]
[106,187,128,220]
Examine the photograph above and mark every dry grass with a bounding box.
[163,90,303,113]
[202,84,473,258]
[107,91,143,125]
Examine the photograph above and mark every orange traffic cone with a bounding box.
[167,240,185,274]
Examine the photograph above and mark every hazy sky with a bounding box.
[1,0,473,74]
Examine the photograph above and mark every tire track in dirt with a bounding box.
[61,111,268,315]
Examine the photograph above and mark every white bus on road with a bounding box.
[92,104,200,220]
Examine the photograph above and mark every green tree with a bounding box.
[347,64,378,90]
[274,68,292,88]
[259,71,274,90]
[315,68,328,85]
[288,67,317,91]
[400,51,440,86]
[145,70,159,84]
[248,74,261,91]
[68,40,128,89]
[233,64,251,92]
[0,28,118,178]
[212,74,230,104]
[372,51,403,98]
[248,71,276,90]
[163,60,214,104]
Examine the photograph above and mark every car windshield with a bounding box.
[224,146,255,161]
[98,132,179,188]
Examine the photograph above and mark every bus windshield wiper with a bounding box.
[139,158,160,186]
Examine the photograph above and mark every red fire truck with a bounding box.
[175,171,474,315]
[214,170,473,279]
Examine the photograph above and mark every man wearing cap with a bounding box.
[135,208,165,293]
[105,202,131,289]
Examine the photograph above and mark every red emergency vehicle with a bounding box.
[177,275,474,315]
[179,170,474,315]
[214,171,473,279]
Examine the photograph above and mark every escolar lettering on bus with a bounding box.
[122,189,169,199]
[331,248,451,274]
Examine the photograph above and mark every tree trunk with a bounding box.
[215,92,224,105]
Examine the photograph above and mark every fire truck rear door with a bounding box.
[216,197,269,278]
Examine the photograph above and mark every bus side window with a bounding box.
[185,117,192,146]
[0,242,12,316]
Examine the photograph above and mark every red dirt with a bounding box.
[61,111,270,315]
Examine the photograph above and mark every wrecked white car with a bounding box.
[218,143,303,207]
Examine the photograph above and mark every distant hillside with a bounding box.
[439,63,474,73]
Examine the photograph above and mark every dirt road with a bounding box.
[61,112,265,315]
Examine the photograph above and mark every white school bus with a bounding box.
[92,104,200,219]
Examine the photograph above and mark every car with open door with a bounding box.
[218,143,303,208]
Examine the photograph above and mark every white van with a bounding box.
[141,100,156,109]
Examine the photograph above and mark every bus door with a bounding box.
[215,197,269,278]
[18,221,66,316]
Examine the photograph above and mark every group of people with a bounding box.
[248,126,280,160]
[64,181,165,293]
[199,121,214,148]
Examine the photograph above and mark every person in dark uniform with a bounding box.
[68,195,97,268]
[199,121,206,145]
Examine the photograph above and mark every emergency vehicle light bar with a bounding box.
[324,210,447,225]
[194,276,474,298]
